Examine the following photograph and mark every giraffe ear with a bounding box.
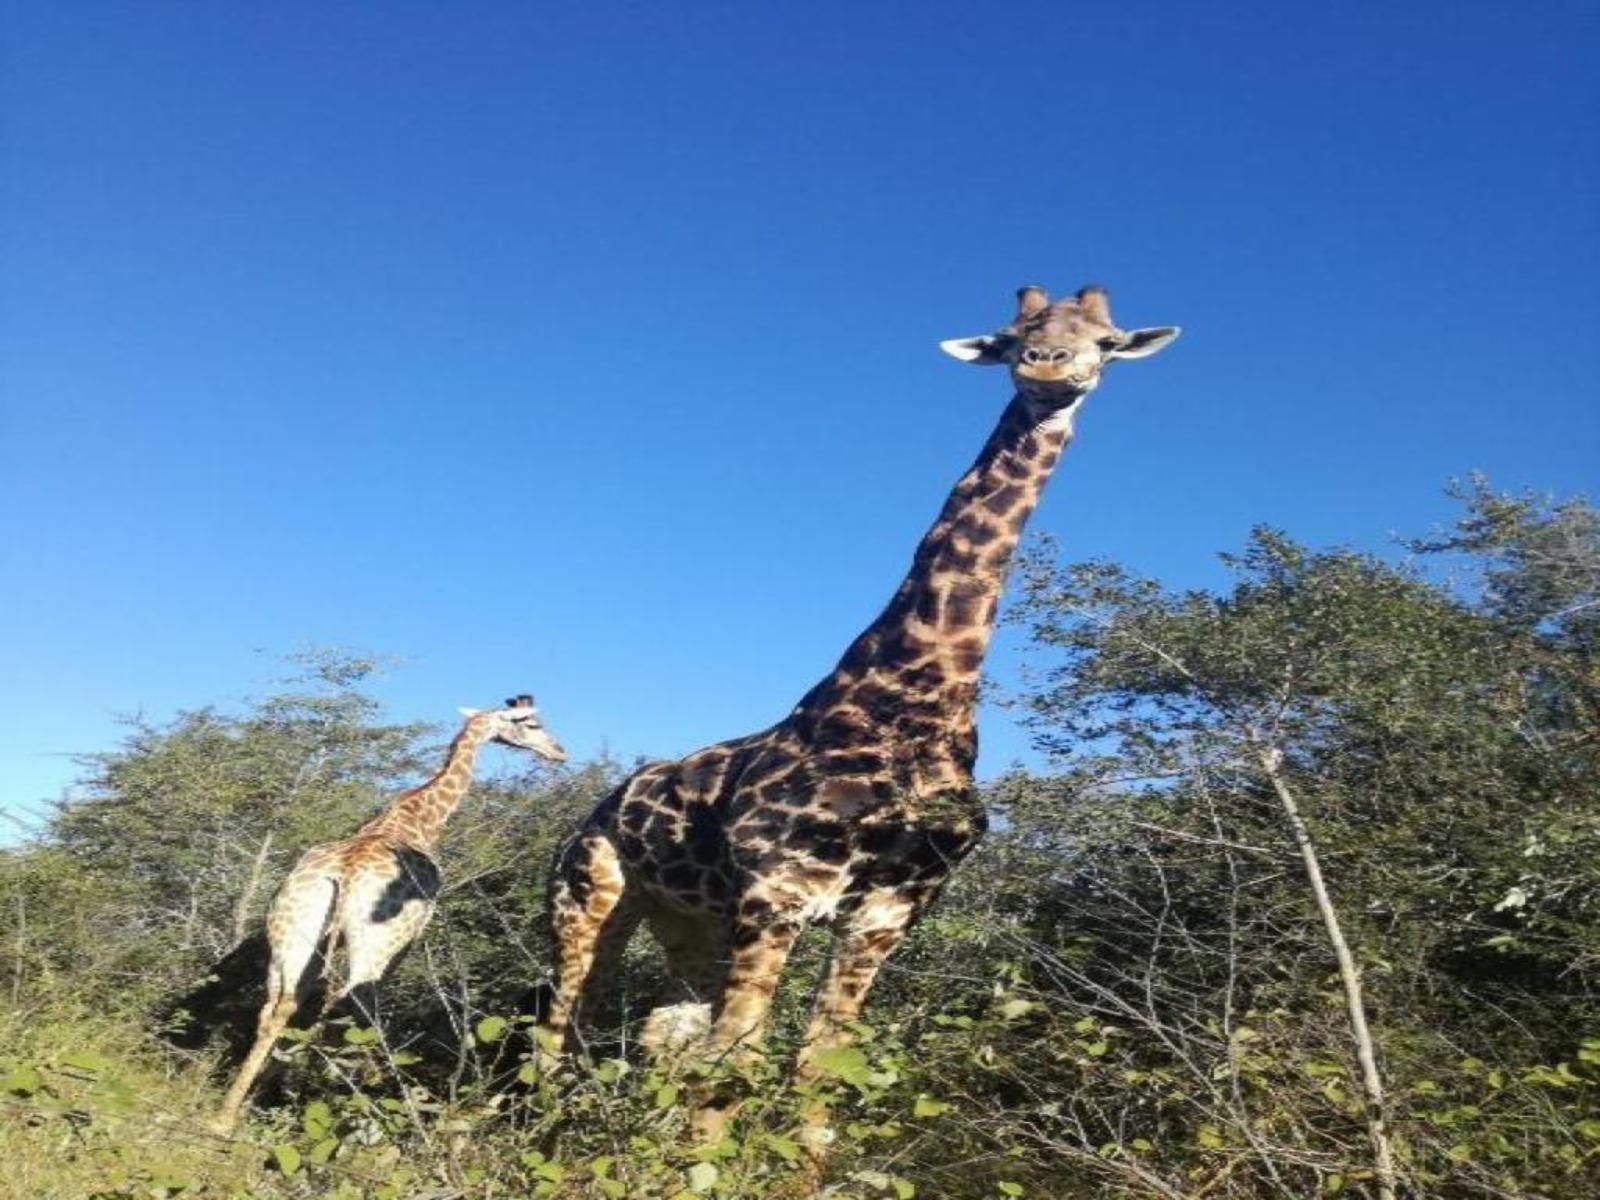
[939,335,1013,365]
[1102,326,1181,360]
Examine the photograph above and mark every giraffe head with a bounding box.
[460,694,568,761]
[940,284,1179,402]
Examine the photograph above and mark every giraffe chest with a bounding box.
[726,770,988,917]
[603,734,988,919]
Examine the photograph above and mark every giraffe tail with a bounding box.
[311,872,349,1011]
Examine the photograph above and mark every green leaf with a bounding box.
[2,1065,45,1096]
[687,1161,719,1193]
[303,1099,333,1138]
[812,1045,872,1086]
[272,1144,302,1176]
[475,1015,508,1043]
[653,1083,680,1109]
[309,1136,340,1164]
[913,1095,951,1117]
[998,1184,1024,1197]
[342,1025,380,1046]
[594,1057,630,1084]
[60,1050,114,1072]
[1575,1119,1600,1141]
[766,1135,801,1163]
[893,1179,916,1199]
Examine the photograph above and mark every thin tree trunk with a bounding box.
[11,892,25,1006]
[231,832,275,946]
[1253,741,1398,1200]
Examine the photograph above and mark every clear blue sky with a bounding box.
[3,1,1597,831]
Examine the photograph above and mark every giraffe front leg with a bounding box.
[708,912,805,1054]
[690,909,804,1143]
[793,891,916,1164]
[796,892,914,1071]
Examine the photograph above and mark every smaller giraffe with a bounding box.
[210,695,566,1133]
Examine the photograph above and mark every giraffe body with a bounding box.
[210,696,564,1133]
[541,285,1180,1106]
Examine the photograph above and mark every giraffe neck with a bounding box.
[791,392,1076,764]
[364,721,490,850]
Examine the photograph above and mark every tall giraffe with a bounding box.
[211,695,566,1133]
[539,283,1178,1113]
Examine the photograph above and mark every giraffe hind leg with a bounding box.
[540,830,638,1056]
[210,873,338,1133]
[326,857,437,1024]
[574,900,646,1055]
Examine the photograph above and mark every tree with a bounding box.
[998,484,1600,1196]
[6,651,431,1005]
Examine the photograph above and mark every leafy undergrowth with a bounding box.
[0,1001,270,1200]
[0,999,1048,1200]
[6,989,1598,1200]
